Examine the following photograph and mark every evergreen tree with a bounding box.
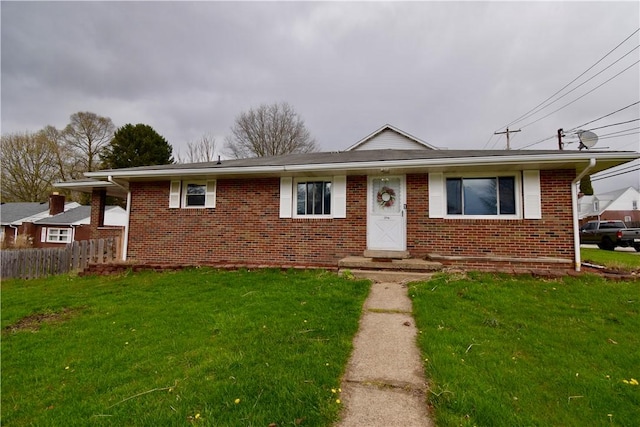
[580,175,594,195]
[102,124,174,169]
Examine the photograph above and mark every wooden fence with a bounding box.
[1,238,120,280]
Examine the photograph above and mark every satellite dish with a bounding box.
[577,130,598,150]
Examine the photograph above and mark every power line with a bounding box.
[518,60,640,129]
[592,163,640,179]
[579,118,640,132]
[591,167,640,182]
[567,101,640,132]
[507,45,639,127]
[597,126,640,138]
[499,27,640,130]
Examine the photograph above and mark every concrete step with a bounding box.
[338,256,443,272]
[363,250,411,259]
[341,269,437,283]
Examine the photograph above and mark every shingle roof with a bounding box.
[0,202,49,224]
[35,206,92,225]
[35,206,121,225]
[90,149,633,174]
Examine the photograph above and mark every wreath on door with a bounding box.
[377,186,396,208]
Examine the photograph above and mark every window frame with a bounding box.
[293,177,334,218]
[46,228,72,243]
[170,180,216,209]
[444,172,522,219]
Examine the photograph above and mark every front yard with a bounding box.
[2,266,638,426]
[1,269,370,427]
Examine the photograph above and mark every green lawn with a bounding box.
[582,247,640,272]
[410,272,640,426]
[1,268,370,427]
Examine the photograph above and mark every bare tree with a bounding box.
[1,131,59,202]
[177,133,218,163]
[42,125,83,181]
[225,102,318,158]
[63,111,115,171]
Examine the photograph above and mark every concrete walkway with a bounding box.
[336,280,434,427]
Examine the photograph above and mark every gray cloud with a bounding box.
[2,1,638,190]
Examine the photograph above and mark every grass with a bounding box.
[1,268,370,427]
[582,247,640,272]
[410,272,640,426]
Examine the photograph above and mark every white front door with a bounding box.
[367,176,406,251]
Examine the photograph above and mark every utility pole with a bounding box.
[494,127,521,150]
[557,128,564,150]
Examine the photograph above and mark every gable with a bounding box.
[346,125,436,151]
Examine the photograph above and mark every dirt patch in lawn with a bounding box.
[4,307,81,333]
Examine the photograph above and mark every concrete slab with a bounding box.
[363,282,413,312]
[336,381,433,427]
[336,280,433,426]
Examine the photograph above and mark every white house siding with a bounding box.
[351,129,430,151]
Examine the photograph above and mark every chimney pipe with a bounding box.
[49,192,65,216]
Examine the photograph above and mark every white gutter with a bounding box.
[108,176,130,261]
[572,159,596,272]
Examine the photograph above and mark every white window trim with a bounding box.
[442,172,523,220]
[293,177,334,219]
[280,176,347,219]
[44,227,72,243]
[170,180,216,209]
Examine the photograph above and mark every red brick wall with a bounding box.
[407,170,576,260]
[123,171,575,267]
[126,177,367,266]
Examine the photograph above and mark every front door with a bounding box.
[367,176,406,251]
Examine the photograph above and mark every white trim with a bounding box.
[279,177,293,218]
[169,181,181,208]
[346,124,437,151]
[292,177,334,218]
[205,180,216,208]
[41,227,47,243]
[333,176,347,218]
[45,227,72,243]
[180,180,216,209]
[442,172,523,220]
[522,170,541,219]
[428,173,444,218]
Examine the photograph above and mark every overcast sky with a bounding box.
[2,1,639,192]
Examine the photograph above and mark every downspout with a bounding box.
[108,176,130,261]
[9,224,18,244]
[572,159,596,271]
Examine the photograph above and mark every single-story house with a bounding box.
[56,125,640,272]
[0,193,125,248]
[578,187,640,227]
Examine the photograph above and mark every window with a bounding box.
[169,180,216,208]
[633,200,638,210]
[280,176,346,219]
[593,201,599,211]
[296,181,332,216]
[446,176,516,216]
[46,228,71,243]
[185,183,206,207]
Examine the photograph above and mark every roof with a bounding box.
[35,205,123,226]
[0,202,49,225]
[81,149,639,182]
[345,124,437,151]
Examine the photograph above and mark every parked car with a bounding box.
[579,220,640,251]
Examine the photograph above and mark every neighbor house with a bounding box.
[56,125,640,272]
[0,193,125,248]
[578,187,640,227]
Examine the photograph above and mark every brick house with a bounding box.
[0,193,125,248]
[56,126,639,272]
